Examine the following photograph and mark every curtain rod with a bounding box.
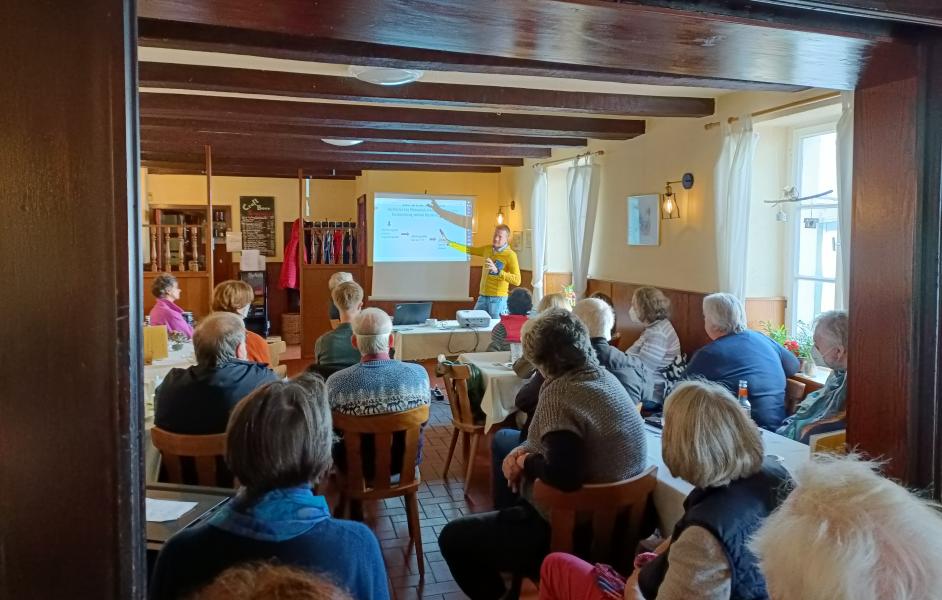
[703,92,841,131]
[532,149,604,168]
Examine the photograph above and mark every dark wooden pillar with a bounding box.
[0,1,143,597]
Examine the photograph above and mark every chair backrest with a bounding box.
[332,404,430,497]
[785,378,807,415]
[440,362,477,427]
[534,465,658,564]
[809,429,847,454]
[150,427,228,486]
[267,339,287,367]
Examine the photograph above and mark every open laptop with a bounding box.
[393,302,433,326]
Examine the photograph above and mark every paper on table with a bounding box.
[146,497,198,522]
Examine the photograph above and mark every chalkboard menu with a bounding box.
[239,196,276,257]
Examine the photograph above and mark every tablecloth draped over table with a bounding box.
[393,319,498,362]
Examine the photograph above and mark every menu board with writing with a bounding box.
[239,196,276,257]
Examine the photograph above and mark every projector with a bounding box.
[456,309,492,328]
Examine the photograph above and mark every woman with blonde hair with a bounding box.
[626,286,680,402]
[537,292,571,313]
[539,379,790,600]
[212,280,270,365]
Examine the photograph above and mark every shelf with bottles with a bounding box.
[211,207,232,243]
[145,205,214,273]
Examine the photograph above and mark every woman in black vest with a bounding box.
[539,379,791,600]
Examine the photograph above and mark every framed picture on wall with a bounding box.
[511,230,523,252]
[627,194,660,246]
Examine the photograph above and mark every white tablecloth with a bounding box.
[458,351,526,431]
[143,343,196,483]
[393,319,498,361]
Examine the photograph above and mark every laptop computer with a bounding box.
[393,302,433,326]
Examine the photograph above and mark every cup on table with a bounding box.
[510,342,523,363]
[426,318,439,327]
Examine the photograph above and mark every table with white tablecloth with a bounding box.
[458,351,525,431]
[393,319,498,362]
[143,343,197,483]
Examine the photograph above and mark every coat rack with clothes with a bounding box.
[305,221,358,265]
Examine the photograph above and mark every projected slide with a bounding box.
[374,195,472,262]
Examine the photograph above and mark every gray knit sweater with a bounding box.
[326,359,430,416]
[520,366,648,507]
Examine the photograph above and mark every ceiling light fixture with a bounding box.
[321,138,363,147]
[348,65,424,86]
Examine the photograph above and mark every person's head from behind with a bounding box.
[632,286,671,325]
[814,310,848,371]
[537,292,571,313]
[351,307,394,358]
[506,287,533,316]
[492,224,511,250]
[331,281,364,321]
[751,455,942,600]
[573,298,615,341]
[194,312,247,367]
[194,562,352,600]
[152,273,181,302]
[226,373,332,499]
[702,292,747,340]
[522,308,598,379]
[662,380,763,488]
[212,280,254,318]
[327,271,353,292]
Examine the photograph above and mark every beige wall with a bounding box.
[747,124,789,297]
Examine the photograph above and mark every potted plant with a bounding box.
[761,321,817,376]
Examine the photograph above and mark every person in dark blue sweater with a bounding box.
[149,374,388,600]
[685,293,799,430]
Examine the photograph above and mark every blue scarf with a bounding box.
[209,486,331,542]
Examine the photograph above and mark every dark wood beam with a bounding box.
[141,143,525,166]
[139,93,645,140]
[142,157,503,173]
[749,0,942,26]
[141,117,588,147]
[137,0,879,89]
[139,62,715,118]
[147,166,359,179]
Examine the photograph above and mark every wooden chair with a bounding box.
[332,405,430,577]
[150,427,228,486]
[268,338,288,377]
[440,362,486,496]
[785,378,807,416]
[809,429,847,454]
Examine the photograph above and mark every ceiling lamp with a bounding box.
[348,65,424,86]
[321,139,363,147]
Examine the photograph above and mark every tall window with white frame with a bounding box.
[790,125,839,328]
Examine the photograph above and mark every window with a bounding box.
[790,127,838,327]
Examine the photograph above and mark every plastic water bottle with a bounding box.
[738,380,752,418]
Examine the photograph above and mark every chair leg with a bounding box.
[405,492,425,578]
[464,432,480,496]
[462,431,471,466]
[442,428,460,480]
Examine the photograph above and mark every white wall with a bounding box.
[746,125,789,297]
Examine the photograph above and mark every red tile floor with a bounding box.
[282,351,539,599]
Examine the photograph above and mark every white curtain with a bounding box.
[566,157,601,298]
[835,91,854,310]
[529,166,549,304]
[714,116,758,301]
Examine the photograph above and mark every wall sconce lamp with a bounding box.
[662,173,694,220]
[496,200,516,225]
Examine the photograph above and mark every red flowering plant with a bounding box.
[761,321,814,359]
[782,339,800,356]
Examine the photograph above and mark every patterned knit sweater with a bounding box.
[519,366,648,509]
[326,359,430,416]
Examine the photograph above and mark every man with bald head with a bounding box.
[155,312,279,435]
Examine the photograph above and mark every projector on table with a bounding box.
[456,309,491,328]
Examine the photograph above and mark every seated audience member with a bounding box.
[194,563,352,600]
[439,308,648,599]
[751,455,942,600]
[313,281,363,374]
[155,312,278,435]
[685,293,799,430]
[327,271,353,322]
[625,287,681,402]
[212,280,270,365]
[487,287,533,352]
[149,272,194,338]
[539,380,790,600]
[777,310,848,443]
[511,291,573,403]
[150,374,388,600]
[326,308,430,476]
[589,291,620,344]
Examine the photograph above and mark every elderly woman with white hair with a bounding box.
[539,380,790,600]
[327,271,353,322]
[685,293,799,430]
[777,310,848,443]
[751,455,942,600]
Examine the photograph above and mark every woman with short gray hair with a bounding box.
[149,272,194,337]
[685,293,799,430]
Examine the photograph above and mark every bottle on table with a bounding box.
[737,380,752,418]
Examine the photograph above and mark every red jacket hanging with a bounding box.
[279,219,309,289]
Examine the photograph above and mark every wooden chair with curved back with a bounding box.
[150,427,229,487]
[785,378,808,416]
[332,404,430,578]
[439,362,486,496]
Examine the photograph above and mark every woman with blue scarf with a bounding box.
[149,374,388,600]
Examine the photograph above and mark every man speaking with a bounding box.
[440,223,520,318]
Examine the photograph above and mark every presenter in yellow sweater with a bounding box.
[440,223,521,318]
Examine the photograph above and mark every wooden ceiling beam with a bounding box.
[142,157,502,173]
[139,62,715,118]
[139,93,645,140]
[147,166,358,179]
[140,117,589,147]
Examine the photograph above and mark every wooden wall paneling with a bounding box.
[543,272,574,297]
[744,297,788,330]
[301,265,366,358]
[586,279,613,299]
[0,0,143,597]
[610,282,645,350]
[143,272,213,320]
